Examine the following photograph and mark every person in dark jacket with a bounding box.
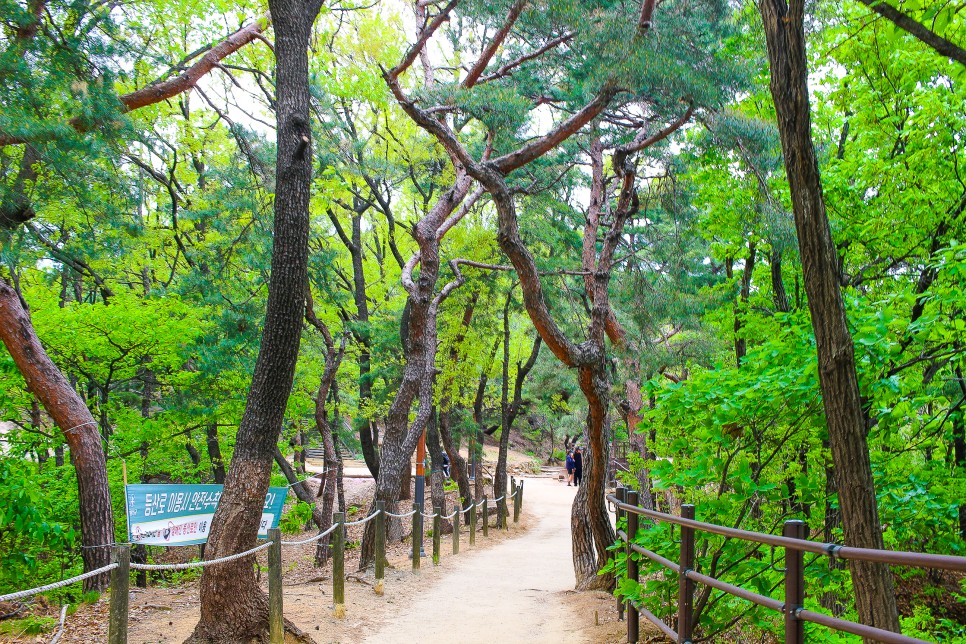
[573,447,583,487]
[565,451,575,486]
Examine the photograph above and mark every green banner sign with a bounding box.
[125,484,288,546]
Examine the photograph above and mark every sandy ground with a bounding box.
[361,476,579,644]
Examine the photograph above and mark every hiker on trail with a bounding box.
[441,452,451,478]
[573,448,583,487]
[565,451,575,486]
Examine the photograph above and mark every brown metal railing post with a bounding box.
[783,520,805,644]
[626,490,640,643]
[616,486,626,623]
[678,504,695,643]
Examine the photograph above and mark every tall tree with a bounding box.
[758,0,901,636]
[185,0,324,638]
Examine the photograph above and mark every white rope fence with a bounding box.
[130,541,273,571]
[0,478,529,630]
[280,522,340,546]
[344,511,380,527]
[0,564,118,602]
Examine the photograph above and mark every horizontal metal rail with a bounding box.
[609,491,963,643]
[611,498,966,571]
[631,598,677,640]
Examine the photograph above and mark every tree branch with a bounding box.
[855,0,966,67]
[0,16,272,147]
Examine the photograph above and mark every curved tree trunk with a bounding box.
[578,364,616,589]
[186,1,320,639]
[357,166,473,568]
[0,279,115,591]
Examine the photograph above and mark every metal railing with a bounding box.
[609,485,966,644]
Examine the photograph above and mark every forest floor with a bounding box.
[1,448,649,643]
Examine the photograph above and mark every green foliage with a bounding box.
[0,460,75,592]
[278,502,314,535]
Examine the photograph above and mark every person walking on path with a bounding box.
[573,447,583,487]
[565,451,575,486]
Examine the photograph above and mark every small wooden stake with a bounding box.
[268,528,284,641]
[333,513,346,618]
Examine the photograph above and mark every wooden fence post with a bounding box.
[107,544,129,644]
[678,504,695,644]
[412,503,422,572]
[433,506,442,565]
[783,520,806,644]
[469,500,477,546]
[374,501,386,596]
[268,528,284,641]
[513,481,521,523]
[616,486,626,623]
[519,480,524,512]
[482,497,489,538]
[453,506,460,554]
[626,490,640,643]
[333,513,346,618]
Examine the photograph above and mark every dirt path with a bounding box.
[38,472,635,644]
[361,476,581,644]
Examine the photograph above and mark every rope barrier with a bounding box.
[287,471,327,488]
[280,523,339,546]
[385,509,417,518]
[493,495,505,503]
[475,499,486,508]
[344,511,381,527]
[444,510,459,520]
[130,541,273,571]
[421,510,438,518]
[0,564,118,602]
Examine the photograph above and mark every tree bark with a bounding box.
[0,279,115,591]
[186,0,321,639]
[758,0,900,637]
[205,422,225,484]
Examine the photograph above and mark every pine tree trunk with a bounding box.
[758,0,900,637]
[577,364,616,589]
[0,279,115,591]
[186,2,319,639]
[571,483,601,589]
[205,422,225,484]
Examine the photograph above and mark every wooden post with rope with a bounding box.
[268,528,284,641]
[374,501,386,595]
[333,513,346,618]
